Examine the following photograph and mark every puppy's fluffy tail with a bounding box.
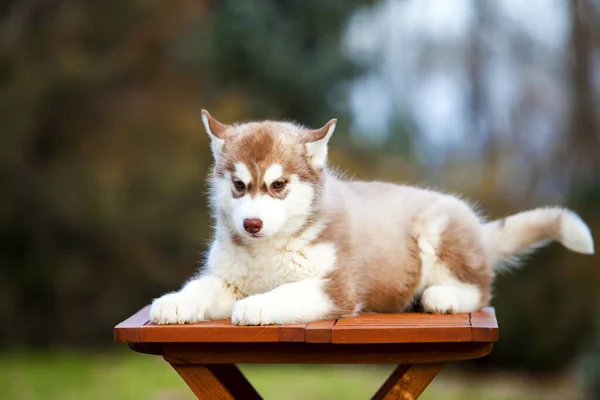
[483,207,594,269]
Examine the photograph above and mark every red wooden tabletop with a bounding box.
[115,306,498,345]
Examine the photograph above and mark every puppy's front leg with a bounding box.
[231,278,336,325]
[150,275,238,324]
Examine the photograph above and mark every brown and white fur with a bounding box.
[150,111,595,325]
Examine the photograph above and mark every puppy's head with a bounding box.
[202,110,336,242]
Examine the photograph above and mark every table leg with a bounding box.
[169,363,263,400]
[371,363,444,400]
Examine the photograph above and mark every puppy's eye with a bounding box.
[271,180,286,191]
[233,180,246,190]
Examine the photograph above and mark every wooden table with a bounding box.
[115,306,498,399]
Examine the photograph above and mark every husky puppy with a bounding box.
[150,111,595,325]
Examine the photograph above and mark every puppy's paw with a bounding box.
[231,295,273,326]
[421,286,459,314]
[149,292,206,324]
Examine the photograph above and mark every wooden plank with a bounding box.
[305,319,336,343]
[116,306,498,345]
[371,363,444,400]
[336,313,470,326]
[114,305,150,343]
[332,325,472,344]
[162,342,494,365]
[278,322,308,342]
[139,319,280,343]
[470,307,499,342]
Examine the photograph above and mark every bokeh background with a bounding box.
[1,0,599,399]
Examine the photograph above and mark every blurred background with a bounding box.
[1,0,599,399]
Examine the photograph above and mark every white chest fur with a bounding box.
[207,227,337,297]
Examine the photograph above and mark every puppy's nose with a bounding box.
[243,218,263,234]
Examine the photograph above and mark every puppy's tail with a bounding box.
[482,207,594,270]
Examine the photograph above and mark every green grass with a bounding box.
[0,351,580,400]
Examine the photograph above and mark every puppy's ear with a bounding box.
[303,119,337,168]
[201,109,231,159]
